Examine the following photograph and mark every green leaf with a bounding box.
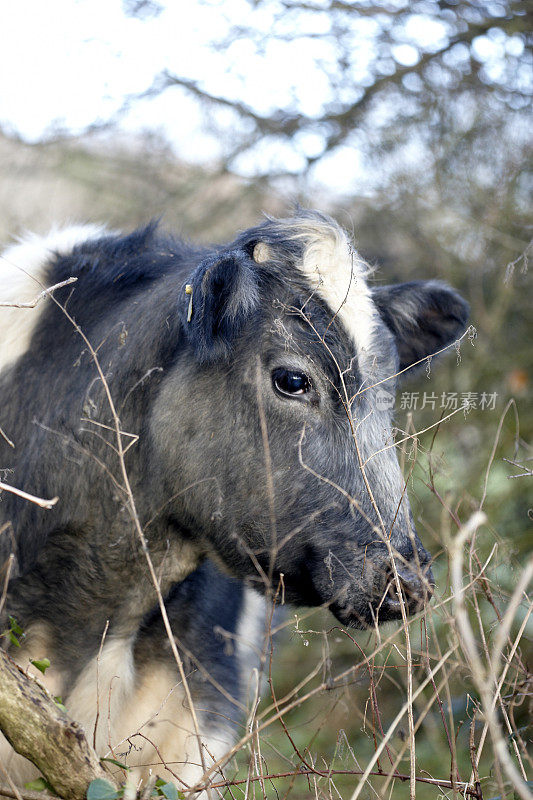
[25,777,51,792]
[9,616,24,636]
[86,778,120,800]
[53,696,67,713]
[100,757,130,771]
[159,782,179,800]
[30,657,51,674]
[6,616,25,647]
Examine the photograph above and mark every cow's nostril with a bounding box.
[384,563,434,613]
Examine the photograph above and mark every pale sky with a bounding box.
[1,1,338,141]
[0,0,523,192]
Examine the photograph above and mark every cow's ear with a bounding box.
[372,281,469,372]
[179,249,260,362]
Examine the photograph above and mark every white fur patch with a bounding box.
[66,635,136,754]
[102,660,232,796]
[0,224,105,372]
[237,586,266,705]
[284,216,378,360]
[299,221,377,354]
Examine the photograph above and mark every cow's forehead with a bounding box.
[249,213,380,369]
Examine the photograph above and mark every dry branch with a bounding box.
[0,483,58,510]
[0,278,77,308]
[0,649,113,800]
[450,512,533,800]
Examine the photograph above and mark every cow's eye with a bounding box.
[272,368,311,398]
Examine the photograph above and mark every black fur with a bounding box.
[373,281,469,372]
[178,248,261,362]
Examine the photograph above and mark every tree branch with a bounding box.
[0,650,113,800]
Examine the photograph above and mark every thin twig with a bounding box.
[93,620,110,751]
[449,512,532,800]
[0,278,77,307]
[0,427,14,449]
[0,482,58,509]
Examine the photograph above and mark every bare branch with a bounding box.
[449,512,533,800]
[0,651,112,800]
[0,278,77,308]
[0,483,58,510]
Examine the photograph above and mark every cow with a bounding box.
[0,211,468,794]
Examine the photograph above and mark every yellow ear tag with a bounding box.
[185,284,193,322]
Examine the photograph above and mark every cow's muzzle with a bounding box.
[380,561,435,619]
[327,553,435,628]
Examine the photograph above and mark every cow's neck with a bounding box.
[7,523,201,684]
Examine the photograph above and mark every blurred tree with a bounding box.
[131,0,532,181]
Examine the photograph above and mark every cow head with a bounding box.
[151,211,468,628]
